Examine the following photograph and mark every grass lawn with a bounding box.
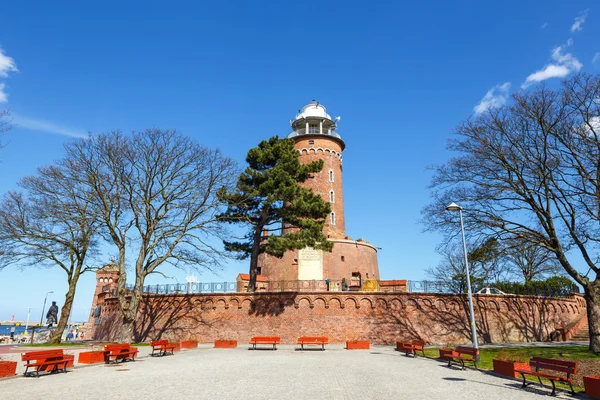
[423,345,600,370]
[423,345,600,392]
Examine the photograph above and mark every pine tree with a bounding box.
[218,136,332,291]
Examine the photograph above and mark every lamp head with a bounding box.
[445,202,462,212]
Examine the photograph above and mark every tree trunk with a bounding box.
[119,297,140,342]
[119,313,135,343]
[247,225,264,292]
[584,282,600,353]
[48,278,78,344]
[118,280,142,342]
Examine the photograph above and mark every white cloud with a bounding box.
[0,47,18,103]
[571,11,588,32]
[522,43,582,88]
[474,82,511,115]
[594,53,600,63]
[13,114,87,138]
[541,22,548,29]
[0,83,8,103]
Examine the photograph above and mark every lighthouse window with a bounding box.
[329,190,335,203]
[329,170,334,182]
[330,212,336,225]
[309,123,319,134]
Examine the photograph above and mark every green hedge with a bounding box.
[493,276,579,297]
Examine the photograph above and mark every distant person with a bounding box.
[66,331,73,341]
[46,301,59,327]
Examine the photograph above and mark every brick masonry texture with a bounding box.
[259,239,379,283]
[294,135,345,238]
[89,290,586,346]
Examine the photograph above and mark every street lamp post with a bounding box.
[24,307,32,336]
[446,202,479,360]
[39,291,54,326]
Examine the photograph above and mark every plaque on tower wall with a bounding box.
[298,247,323,281]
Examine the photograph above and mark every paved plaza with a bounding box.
[0,344,581,399]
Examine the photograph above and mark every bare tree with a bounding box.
[423,74,600,351]
[0,164,100,343]
[0,109,12,148]
[503,239,562,283]
[427,239,510,293]
[66,129,238,341]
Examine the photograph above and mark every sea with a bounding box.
[0,324,27,336]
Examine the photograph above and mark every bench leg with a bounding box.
[460,359,465,370]
[549,380,556,397]
[447,358,452,368]
[569,382,576,396]
[519,372,531,389]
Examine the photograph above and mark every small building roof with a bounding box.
[237,273,268,282]
[98,260,119,273]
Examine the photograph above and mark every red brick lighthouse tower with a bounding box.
[289,100,346,238]
[255,101,379,289]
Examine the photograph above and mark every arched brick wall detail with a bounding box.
[297,297,312,309]
[329,297,342,309]
[390,298,403,310]
[241,299,252,309]
[422,298,433,309]
[406,298,420,310]
[435,299,447,311]
[230,298,240,309]
[447,300,459,311]
[314,297,327,309]
[376,298,388,309]
[203,299,214,310]
[345,297,358,309]
[488,300,499,311]
[360,298,374,309]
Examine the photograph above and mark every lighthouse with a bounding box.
[288,100,346,239]
[251,101,380,290]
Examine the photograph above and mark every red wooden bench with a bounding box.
[396,340,426,357]
[151,339,176,357]
[104,343,139,364]
[515,357,577,396]
[21,349,71,377]
[249,336,280,350]
[444,346,478,370]
[297,336,328,351]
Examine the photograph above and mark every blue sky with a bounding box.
[0,1,599,323]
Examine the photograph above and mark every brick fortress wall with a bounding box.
[90,291,586,345]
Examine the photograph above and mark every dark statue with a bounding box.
[46,301,59,327]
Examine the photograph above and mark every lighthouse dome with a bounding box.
[295,100,331,121]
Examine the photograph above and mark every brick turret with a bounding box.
[86,260,119,339]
